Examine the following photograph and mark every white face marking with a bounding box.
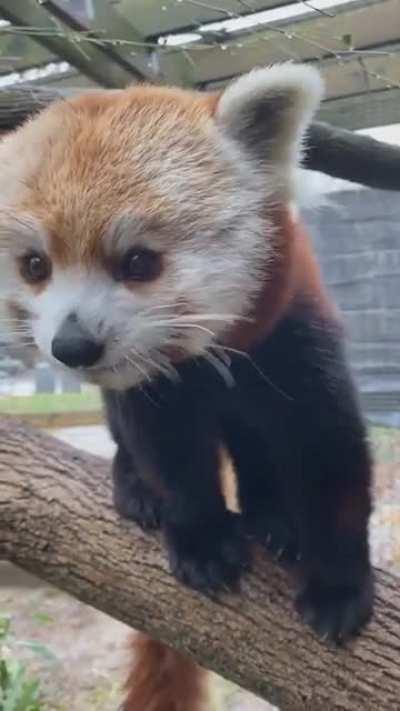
[0,150,272,391]
[0,216,49,357]
[0,198,273,392]
[0,64,322,389]
[20,209,271,390]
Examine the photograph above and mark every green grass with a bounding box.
[0,390,101,416]
[0,615,51,711]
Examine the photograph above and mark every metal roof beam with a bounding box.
[318,88,400,130]
[0,1,131,87]
[38,0,191,86]
[0,0,192,87]
[124,0,334,38]
[169,0,399,86]
[40,0,155,82]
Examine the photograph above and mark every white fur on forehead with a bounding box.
[216,63,323,177]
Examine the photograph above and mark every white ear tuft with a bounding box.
[216,63,323,179]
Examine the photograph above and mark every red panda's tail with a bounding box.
[122,633,208,711]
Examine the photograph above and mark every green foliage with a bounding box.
[0,389,101,416]
[29,614,54,628]
[0,615,53,711]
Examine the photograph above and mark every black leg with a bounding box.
[112,445,164,530]
[222,418,299,562]
[104,373,249,593]
[103,390,164,530]
[230,306,373,642]
[293,417,373,643]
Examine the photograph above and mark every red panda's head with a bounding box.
[0,64,322,389]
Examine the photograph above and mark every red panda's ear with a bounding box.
[214,63,323,171]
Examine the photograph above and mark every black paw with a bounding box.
[113,478,163,531]
[296,574,374,643]
[245,512,299,563]
[165,512,250,593]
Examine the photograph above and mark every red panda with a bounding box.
[0,64,373,710]
[122,633,208,711]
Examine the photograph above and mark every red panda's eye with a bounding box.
[20,252,52,284]
[120,248,162,283]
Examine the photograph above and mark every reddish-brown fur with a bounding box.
[123,634,208,711]
[226,208,339,351]
[14,88,228,269]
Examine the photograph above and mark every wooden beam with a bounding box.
[318,88,400,130]
[185,0,398,85]
[123,0,300,38]
[40,0,158,82]
[0,0,139,87]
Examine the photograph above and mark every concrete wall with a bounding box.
[305,188,400,426]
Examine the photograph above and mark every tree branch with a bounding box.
[1,86,400,191]
[0,86,73,131]
[304,122,400,192]
[1,417,400,710]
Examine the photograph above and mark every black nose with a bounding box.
[51,314,104,368]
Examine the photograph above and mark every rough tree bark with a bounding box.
[1,417,400,710]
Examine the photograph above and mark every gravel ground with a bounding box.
[1,424,399,710]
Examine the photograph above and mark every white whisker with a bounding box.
[143,319,217,339]
[171,323,216,338]
[139,302,183,316]
[213,344,247,358]
[152,313,251,324]
[214,344,293,401]
[204,349,235,388]
[151,349,180,382]
[126,345,179,383]
[124,354,152,383]
[211,345,231,368]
